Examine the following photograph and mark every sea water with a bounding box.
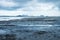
[0,17,24,21]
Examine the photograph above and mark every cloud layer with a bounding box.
[0,0,60,16]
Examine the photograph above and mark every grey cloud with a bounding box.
[0,6,22,10]
[38,0,60,3]
[0,0,32,10]
[38,0,60,10]
[13,0,32,3]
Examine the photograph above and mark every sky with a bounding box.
[0,0,60,16]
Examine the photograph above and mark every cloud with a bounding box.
[13,0,32,3]
[0,9,28,16]
[0,0,32,10]
[0,0,20,10]
[38,0,60,10]
[38,0,60,3]
[20,2,60,16]
[0,0,60,16]
[0,0,18,7]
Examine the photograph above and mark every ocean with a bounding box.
[0,17,24,21]
[0,17,60,40]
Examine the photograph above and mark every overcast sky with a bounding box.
[0,0,60,16]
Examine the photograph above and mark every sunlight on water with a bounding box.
[0,17,24,21]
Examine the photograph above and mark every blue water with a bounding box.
[0,17,60,40]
